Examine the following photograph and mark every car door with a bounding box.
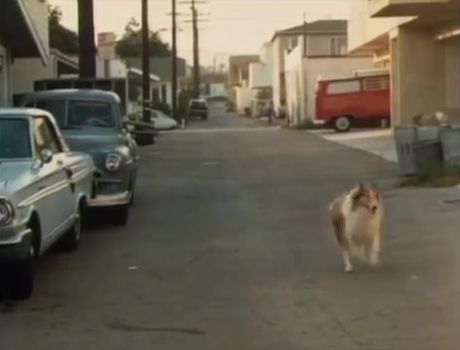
[33,116,75,249]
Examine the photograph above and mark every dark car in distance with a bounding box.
[188,99,209,120]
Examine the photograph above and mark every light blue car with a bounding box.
[0,108,95,299]
[22,90,148,226]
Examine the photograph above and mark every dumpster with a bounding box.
[413,140,443,175]
[394,126,446,175]
[440,127,460,168]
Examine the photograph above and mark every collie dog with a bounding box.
[329,184,384,272]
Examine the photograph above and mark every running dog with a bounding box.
[329,184,384,273]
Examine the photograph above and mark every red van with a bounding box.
[315,71,391,132]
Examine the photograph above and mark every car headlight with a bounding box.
[0,198,15,226]
[105,153,122,172]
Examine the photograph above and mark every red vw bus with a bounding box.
[315,70,391,132]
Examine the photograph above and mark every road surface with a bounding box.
[1,110,458,350]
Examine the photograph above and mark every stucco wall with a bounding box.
[235,86,255,114]
[396,27,446,124]
[12,56,56,94]
[445,44,460,110]
[348,0,412,53]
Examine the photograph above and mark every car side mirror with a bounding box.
[40,149,53,164]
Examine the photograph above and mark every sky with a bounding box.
[49,0,350,67]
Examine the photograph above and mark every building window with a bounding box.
[330,36,347,56]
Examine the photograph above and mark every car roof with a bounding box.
[0,108,54,118]
[23,89,121,103]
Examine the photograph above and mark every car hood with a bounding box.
[63,129,126,153]
[0,161,35,197]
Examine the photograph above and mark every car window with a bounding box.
[35,100,67,128]
[34,117,63,155]
[0,118,32,159]
[68,100,115,128]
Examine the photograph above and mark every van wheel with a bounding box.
[8,246,34,300]
[334,116,352,132]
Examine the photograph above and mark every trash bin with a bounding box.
[413,140,443,175]
[394,126,445,176]
[440,127,460,168]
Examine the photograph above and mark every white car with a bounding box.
[151,110,178,130]
[0,108,95,299]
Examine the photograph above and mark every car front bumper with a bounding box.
[0,227,32,263]
[88,191,131,207]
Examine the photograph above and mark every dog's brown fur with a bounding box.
[329,184,384,272]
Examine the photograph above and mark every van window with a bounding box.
[327,80,360,95]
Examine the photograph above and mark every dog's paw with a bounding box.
[369,253,380,266]
[345,265,354,273]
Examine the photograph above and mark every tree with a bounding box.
[48,5,79,55]
[116,18,171,58]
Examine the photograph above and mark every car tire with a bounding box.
[334,116,352,132]
[112,204,129,226]
[61,204,83,251]
[8,247,34,300]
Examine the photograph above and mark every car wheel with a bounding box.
[112,204,129,226]
[8,246,34,300]
[61,204,83,251]
[334,116,352,132]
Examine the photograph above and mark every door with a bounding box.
[33,116,75,249]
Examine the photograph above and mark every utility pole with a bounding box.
[191,0,200,98]
[303,12,308,57]
[142,0,150,122]
[77,0,96,77]
[171,0,178,122]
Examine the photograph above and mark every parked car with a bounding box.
[151,110,178,130]
[22,90,148,225]
[0,108,94,299]
[188,98,209,120]
[315,70,391,132]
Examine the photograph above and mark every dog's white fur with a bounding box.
[329,184,384,272]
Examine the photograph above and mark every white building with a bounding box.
[281,20,374,126]
[349,0,460,125]
[249,43,275,116]
[11,49,78,104]
[0,0,49,107]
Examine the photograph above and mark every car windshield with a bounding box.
[0,118,32,159]
[35,100,66,127]
[68,100,115,128]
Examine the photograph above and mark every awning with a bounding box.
[0,0,48,64]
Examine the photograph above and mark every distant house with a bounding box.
[0,0,49,107]
[278,20,374,126]
[125,56,187,107]
[248,43,274,117]
[228,55,259,114]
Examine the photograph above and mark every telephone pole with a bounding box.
[142,0,150,122]
[180,0,208,98]
[171,0,178,121]
[192,0,200,98]
[77,0,96,77]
